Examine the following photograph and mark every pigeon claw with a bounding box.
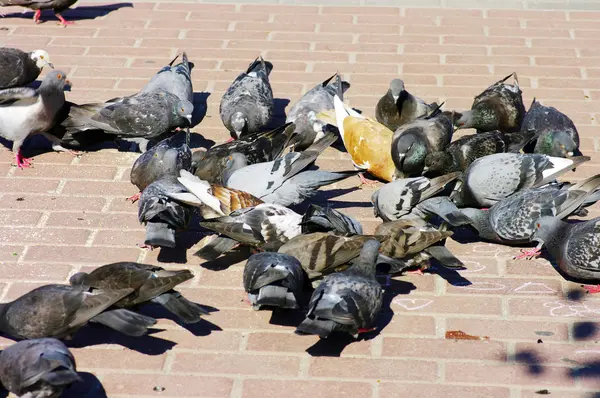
[33,10,41,24]
[583,284,600,294]
[358,173,378,189]
[242,293,251,305]
[136,243,155,251]
[513,247,542,260]
[56,14,74,26]
[15,151,33,169]
[406,268,425,276]
[357,327,376,334]
[225,137,235,143]
[126,192,142,203]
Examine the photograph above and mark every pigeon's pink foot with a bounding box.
[225,137,235,143]
[68,149,82,157]
[406,268,425,276]
[242,293,251,305]
[513,247,542,260]
[358,327,376,334]
[56,13,74,26]
[358,173,377,188]
[126,192,141,203]
[136,243,155,251]
[15,151,33,169]
[33,10,41,24]
[583,284,600,294]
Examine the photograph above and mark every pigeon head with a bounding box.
[40,70,71,91]
[222,152,248,183]
[352,239,381,275]
[423,151,454,175]
[392,130,429,176]
[536,130,578,158]
[456,106,498,131]
[531,216,564,247]
[389,79,405,102]
[68,272,92,290]
[30,49,53,70]
[174,100,194,127]
[230,112,247,138]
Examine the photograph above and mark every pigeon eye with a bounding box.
[180,108,184,112]
[40,55,44,59]
[535,223,541,228]
[57,74,62,79]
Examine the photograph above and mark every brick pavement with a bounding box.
[0,1,599,397]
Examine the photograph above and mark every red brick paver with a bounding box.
[0,2,599,398]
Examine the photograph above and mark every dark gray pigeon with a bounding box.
[372,173,460,222]
[0,70,69,168]
[69,262,208,324]
[138,175,194,249]
[220,56,273,140]
[243,252,306,310]
[376,78,437,131]
[391,104,453,178]
[301,204,363,236]
[451,153,590,208]
[531,216,600,285]
[199,203,302,251]
[456,174,600,251]
[286,73,350,151]
[0,338,81,398]
[0,0,78,25]
[141,52,194,103]
[455,72,525,133]
[521,98,581,158]
[0,48,53,89]
[295,239,383,339]
[0,284,156,340]
[128,130,192,203]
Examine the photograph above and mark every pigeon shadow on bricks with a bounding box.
[63,372,107,398]
[0,3,133,23]
[191,92,210,128]
[198,246,251,271]
[138,302,222,337]
[155,228,206,264]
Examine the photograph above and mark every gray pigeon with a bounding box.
[457,174,600,251]
[141,52,194,103]
[0,70,69,168]
[531,216,600,284]
[243,252,306,310]
[138,175,193,249]
[521,98,581,158]
[199,203,302,251]
[391,104,453,178]
[0,338,81,398]
[295,239,383,339]
[376,78,437,131]
[301,204,363,236]
[286,73,350,151]
[0,284,156,340]
[0,0,78,25]
[0,48,53,89]
[456,72,525,133]
[372,173,460,222]
[220,56,273,140]
[69,262,208,324]
[451,153,590,208]
[128,130,192,203]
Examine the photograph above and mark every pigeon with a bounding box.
[243,252,306,310]
[138,175,193,249]
[277,232,386,282]
[423,129,533,176]
[0,0,78,26]
[295,239,383,339]
[376,78,438,131]
[451,153,590,208]
[318,95,396,184]
[457,174,600,255]
[192,122,295,184]
[0,70,69,168]
[128,131,192,203]
[531,216,600,289]
[175,169,264,219]
[521,98,581,158]
[69,262,208,324]
[220,56,273,140]
[391,104,453,178]
[301,204,363,236]
[455,72,526,133]
[0,284,156,339]
[199,203,302,251]
[141,52,194,103]
[286,73,350,151]
[0,48,53,89]
[0,338,82,398]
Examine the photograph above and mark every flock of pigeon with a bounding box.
[0,43,599,397]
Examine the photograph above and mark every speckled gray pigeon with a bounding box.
[521,98,581,158]
[286,73,350,151]
[301,204,363,236]
[0,48,53,89]
[69,262,208,324]
[0,338,82,398]
[372,173,460,221]
[141,52,194,103]
[243,252,306,310]
[295,239,383,339]
[391,104,453,178]
[376,78,438,131]
[128,131,192,203]
[455,72,526,133]
[220,56,273,140]
[0,284,156,340]
[0,70,69,168]
[138,175,193,249]
[451,153,590,208]
[531,216,600,285]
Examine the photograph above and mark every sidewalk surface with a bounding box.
[0,1,599,397]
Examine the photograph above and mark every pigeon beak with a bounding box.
[47,62,55,69]
[453,124,463,132]
[567,151,574,157]
[422,165,429,173]
[186,114,192,125]
[392,95,399,102]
